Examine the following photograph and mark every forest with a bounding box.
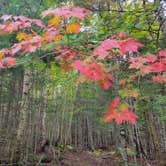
[0,0,165,165]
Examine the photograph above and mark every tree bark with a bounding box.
[16,68,32,160]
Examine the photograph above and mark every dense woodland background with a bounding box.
[0,0,166,165]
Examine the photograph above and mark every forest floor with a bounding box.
[55,150,161,166]
[3,147,163,166]
[0,150,163,166]
[58,150,118,166]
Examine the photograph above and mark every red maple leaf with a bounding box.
[93,39,120,57]
[98,80,113,90]
[1,57,16,68]
[115,110,138,125]
[144,55,157,63]
[116,32,127,40]
[93,35,142,59]
[104,108,118,123]
[129,57,145,69]
[1,15,12,21]
[104,98,138,125]
[109,98,121,109]
[42,6,90,20]
[150,62,166,73]
[72,60,85,71]
[119,38,143,54]
[159,50,166,57]
[152,74,166,83]
[72,60,114,89]
[140,65,153,74]
[11,44,22,55]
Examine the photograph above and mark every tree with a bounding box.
[0,4,165,164]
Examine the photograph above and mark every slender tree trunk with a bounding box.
[119,127,128,166]
[86,116,95,150]
[16,68,32,160]
[41,85,50,146]
[41,107,47,145]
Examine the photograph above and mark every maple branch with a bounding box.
[156,17,166,46]
[14,51,57,67]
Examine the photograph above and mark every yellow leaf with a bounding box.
[66,23,81,34]
[48,17,61,27]
[17,32,26,41]
[0,52,4,59]
[44,44,51,50]
[53,35,63,42]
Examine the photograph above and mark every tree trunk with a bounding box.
[119,127,128,166]
[41,85,50,147]
[16,68,32,160]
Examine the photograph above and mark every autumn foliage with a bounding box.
[0,5,165,125]
[104,98,138,125]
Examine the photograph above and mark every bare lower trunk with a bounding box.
[16,68,32,159]
[41,85,50,146]
[119,128,128,165]
[41,110,47,145]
